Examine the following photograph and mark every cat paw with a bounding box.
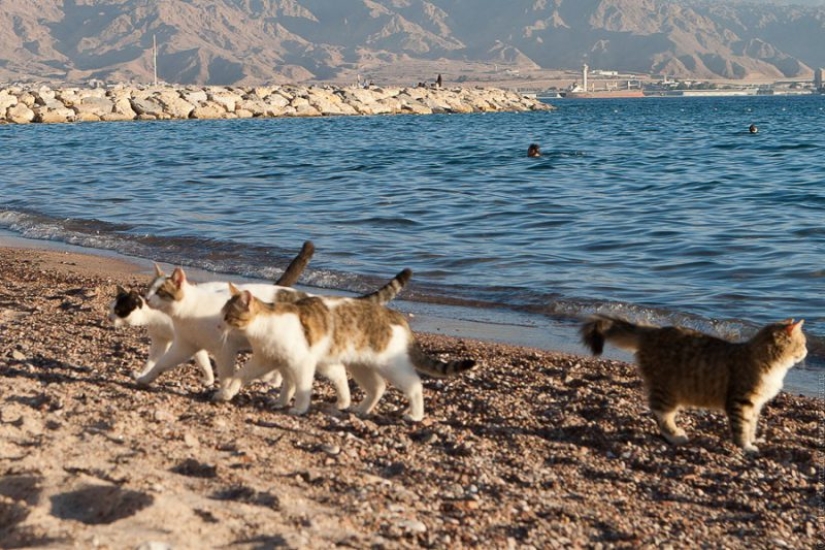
[211,388,236,402]
[352,402,373,416]
[135,374,154,387]
[272,397,291,409]
[663,431,689,446]
[742,444,760,454]
[287,406,309,416]
[402,413,424,423]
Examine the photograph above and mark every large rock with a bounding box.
[208,91,240,113]
[191,102,226,119]
[73,97,116,120]
[130,96,165,117]
[0,92,18,112]
[157,93,195,119]
[18,93,36,108]
[110,95,137,120]
[7,103,35,124]
[101,111,136,122]
[397,98,433,115]
[181,90,208,104]
[34,101,76,123]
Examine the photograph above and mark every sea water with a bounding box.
[1,95,823,395]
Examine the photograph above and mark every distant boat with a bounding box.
[680,89,758,97]
[537,91,563,99]
[564,89,646,99]
[564,64,645,99]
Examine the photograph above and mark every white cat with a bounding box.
[219,279,474,421]
[108,285,215,385]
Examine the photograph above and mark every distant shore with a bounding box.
[0,83,552,124]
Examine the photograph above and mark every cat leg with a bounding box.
[648,387,689,445]
[287,359,317,416]
[137,337,172,380]
[348,364,386,416]
[213,346,240,384]
[274,374,296,409]
[136,341,197,386]
[230,355,295,409]
[316,363,351,410]
[192,350,214,386]
[726,398,760,452]
[383,361,425,422]
[259,369,283,387]
[652,409,689,445]
[214,351,279,402]
[749,401,767,445]
[212,347,243,402]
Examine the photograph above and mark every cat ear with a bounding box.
[787,319,804,334]
[171,267,186,288]
[116,285,127,295]
[154,263,164,277]
[242,290,253,308]
[228,282,240,296]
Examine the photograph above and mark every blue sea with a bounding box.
[1,95,823,396]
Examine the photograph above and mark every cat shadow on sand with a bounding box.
[0,351,213,404]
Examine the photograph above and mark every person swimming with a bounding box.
[749,124,758,134]
[527,143,541,157]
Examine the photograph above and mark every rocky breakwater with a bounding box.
[0,84,551,124]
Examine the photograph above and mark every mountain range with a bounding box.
[1,0,824,87]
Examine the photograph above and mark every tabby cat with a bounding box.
[580,315,807,452]
[220,284,476,421]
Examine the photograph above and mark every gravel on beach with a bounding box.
[0,246,822,549]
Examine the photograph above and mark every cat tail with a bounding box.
[580,315,651,355]
[409,343,476,378]
[358,268,412,305]
[275,241,315,287]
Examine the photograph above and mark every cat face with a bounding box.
[146,266,187,312]
[221,285,258,331]
[759,319,807,364]
[108,286,146,326]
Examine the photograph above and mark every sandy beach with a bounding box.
[0,244,822,549]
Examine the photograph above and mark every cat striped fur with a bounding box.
[580,315,807,452]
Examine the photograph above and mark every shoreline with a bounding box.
[1,232,819,398]
[0,242,822,548]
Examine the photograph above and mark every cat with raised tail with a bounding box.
[143,265,411,412]
[580,315,807,452]
[108,241,315,385]
[219,274,475,421]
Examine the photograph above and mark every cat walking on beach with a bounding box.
[143,264,412,411]
[219,283,476,421]
[109,286,216,385]
[580,315,807,452]
[108,241,315,385]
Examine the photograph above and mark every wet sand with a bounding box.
[0,244,822,548]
